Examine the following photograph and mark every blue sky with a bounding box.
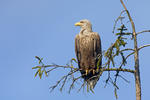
[0,0,150,100]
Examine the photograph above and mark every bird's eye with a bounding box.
[80,21,84,23]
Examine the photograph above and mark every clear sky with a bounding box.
[0,0,150,100]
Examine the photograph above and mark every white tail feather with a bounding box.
[87,77,99,89]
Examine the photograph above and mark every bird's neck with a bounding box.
[80,28,92,35]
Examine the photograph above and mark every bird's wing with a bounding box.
[92,32,102,63]
[75,34,80,63]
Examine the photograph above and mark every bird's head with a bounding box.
[75,19,92,32]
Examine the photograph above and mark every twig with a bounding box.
[137,30,150,35]
[104,71,111,88]
[118,75,130,83]
[46,67,58,73]
[102,68,135,73]
[77,81,86,93]
[109,77,119,89]
[49,69,79,92]
[68,76,82,93]
[44,64,77,70]
[60,76,68,92]
[113,10,126,33]
[121,48,134,52]
[138,44,150,51]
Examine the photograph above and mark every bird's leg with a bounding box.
[93,69,95,75]
[85,70,88,75]
[96,68,99,73]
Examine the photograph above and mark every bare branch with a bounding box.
[121,48,134,52]
[44,64,77,70]
[102,68,135,73]
[118,75,130,83]
[68,76,82,93]
[46,67,58,73]
[77,81,86,92]
[138,44,150,51]
[49,69,79,92]
[113,10,126,33]
[137,30,150,35]
[104,71,111,88]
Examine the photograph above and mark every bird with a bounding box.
[75,19,102,90]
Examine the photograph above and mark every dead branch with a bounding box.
[138,44,150,51]
[102,68,135,73]
[113,10,126,33]
[49,69,79,92]
[137,30,150,35]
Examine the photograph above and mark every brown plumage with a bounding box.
[75,19,102,89]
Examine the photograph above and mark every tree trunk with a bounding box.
[120,0,141,100]
[133,30,141,100]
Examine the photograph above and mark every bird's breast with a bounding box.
[80,36,93,49]
[79,35,94,57]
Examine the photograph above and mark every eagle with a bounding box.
[75,19,102,89]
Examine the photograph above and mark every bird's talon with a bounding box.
[93,70,95,74]
[85,70,88,75]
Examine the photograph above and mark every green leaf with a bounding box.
[41,70,44,78]
[115,88,118,99]
[35,56,41,60]
[115,42,119,51]
[117,28,122,31]
[32,66,41,69]
[38,58,43,64]
[35,56,43,64]
[34,68,41,78]
[124,33,132,35]
[115,33,121,35]
[104,51,108,57]
[97,57,102,69]
[38,69,42,79]
[34,70,39,78]
[110,55,115,67]
[87,84,89,92]
[70,66,74,68]
[71,58,78,63]
[45,71,48,77]
[120,40,127,47]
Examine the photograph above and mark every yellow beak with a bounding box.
[75,22,81,26]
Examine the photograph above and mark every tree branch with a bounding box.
[113,10,126,33]
[137,30,150,35]
[102,68,135,73]
[138,44,150,51]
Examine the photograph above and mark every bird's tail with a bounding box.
[86,71,103,90]
[87,75,100,90]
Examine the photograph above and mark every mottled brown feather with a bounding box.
[75,19,102,89]
[75,32,101,79]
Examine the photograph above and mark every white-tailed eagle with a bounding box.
[75,19,102,89]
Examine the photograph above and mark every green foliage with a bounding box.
[104,24,134,99]
[32,56,48,79]
[97,55,102,69]
[70,58,78,68]
[32,24,135,96]
[104,24,131,68]
[115,88,118,99]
